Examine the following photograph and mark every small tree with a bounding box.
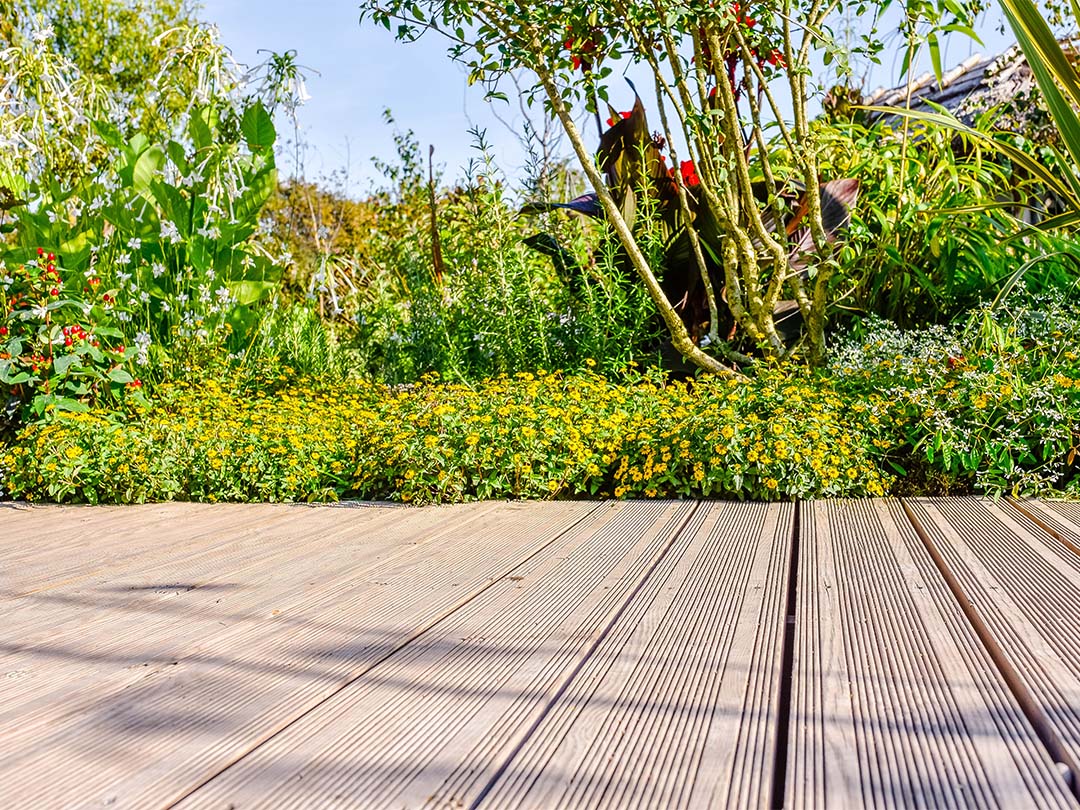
[359,1,889,370]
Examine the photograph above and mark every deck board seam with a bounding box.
[465,501,706,809]
[767,498,800,809]
[1004,498,1080,559]
[899,498,1080,803]
[160,501,608,810]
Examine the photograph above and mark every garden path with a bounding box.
[1,498,1079,809]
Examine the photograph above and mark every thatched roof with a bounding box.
[862,44,1062,137]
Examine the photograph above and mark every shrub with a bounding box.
[0,247,143,422]
[831,294,1080,495]
[1,369,892,504]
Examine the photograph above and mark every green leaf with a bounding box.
[53,396,90,413]
[928,33,943,85]
[167,141,189,175]
[52,354,80,375]
[189,107,213,151]
[241,101,277,151]
[0,369,31,385]
[998,0,1080,175]
[228,280,278,305]
[230,162,277,231]
[152,180,191,237]
[107,367,134,384]
[93,120,125,149]
[132,145,166,196]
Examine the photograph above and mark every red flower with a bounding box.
[36,247,44,257]
[606,110,632,127]
[680,160,700,187]
[0,326,7,337]
[667,160,700,187]
[564,27,599,73]
[730,3,756,27]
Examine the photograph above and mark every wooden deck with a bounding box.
[1,498,1079,809]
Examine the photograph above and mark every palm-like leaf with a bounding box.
[865,2,1080,239]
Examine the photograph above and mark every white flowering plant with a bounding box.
[830,294,1080,496]
[0,21,296,418]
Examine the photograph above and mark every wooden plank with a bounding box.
[0,502,220,552]
[0,503,457,726]
[175,501,701,809]
[788,499,1075,810]
[1008,499,1080,553]
[907,497,1080,780]
[1038,499,1080,529]
[0,503,279,596]
[0,500,599,809]
[475,502,792,810]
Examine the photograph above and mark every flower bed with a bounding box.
[1,370,893,504]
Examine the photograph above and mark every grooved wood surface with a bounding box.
[1,497,1079,809]
[788,500,1075,810]
[907,498,1080,774]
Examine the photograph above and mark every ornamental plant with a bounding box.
[360,0,980,369]
[0,248,141,421]
[0,22,298,400]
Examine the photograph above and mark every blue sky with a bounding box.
[201,1,1016,197]
[202,0,536,195]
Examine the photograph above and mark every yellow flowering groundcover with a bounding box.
[1,370,893,504]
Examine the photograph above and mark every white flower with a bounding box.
[151,261,166,278]
[46,210,59,223]
[139,291,150,303]
[206,269,215,280]
[160,301,171,313]
[126,237,141,250]
[32,303,48,319]
[32,26,54,43]
[177,293,189,304]
[135,331,152,349]
[160,221,182,244]
[117,271,132,284]
[116,252,131,266]
[215,286,231,302]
